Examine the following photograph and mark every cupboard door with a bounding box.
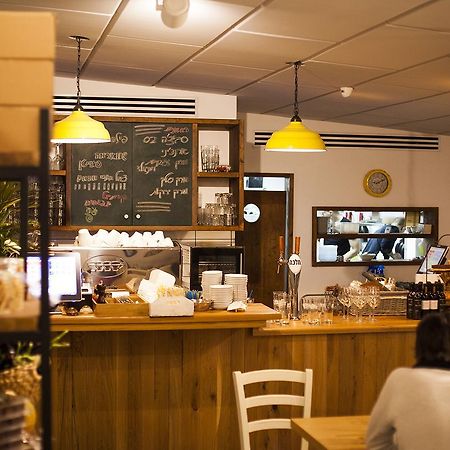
[70,122,133,226]
[132,122,193,226]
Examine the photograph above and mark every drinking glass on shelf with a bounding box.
[201,145,220,172]
[272,291,287,325]
[338,287,352,319]
[351,287,367,323]
[322,292,335,324]
[367,286,380,321]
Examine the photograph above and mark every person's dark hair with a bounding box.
[415,312,450,369]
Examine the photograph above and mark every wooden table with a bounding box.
[291,415,370,450]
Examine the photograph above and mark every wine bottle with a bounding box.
[421,282,431,317]
[406,284,415,319]
[429,282,439,314]
[413,282,423,320]
[437,282,446,313]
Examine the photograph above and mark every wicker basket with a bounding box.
[358,290,408,316]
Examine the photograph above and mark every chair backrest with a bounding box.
[233,368,313,450]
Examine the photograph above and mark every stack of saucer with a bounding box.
[201,270,223,301]
[224,274,248,302]
[209,284,233,310]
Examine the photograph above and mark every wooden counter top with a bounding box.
[51,302,279,331]
[254,315,418,336]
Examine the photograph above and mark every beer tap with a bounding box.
[276,235,288,274]
[288,236,302,320]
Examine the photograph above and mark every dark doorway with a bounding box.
[236,173,293,307]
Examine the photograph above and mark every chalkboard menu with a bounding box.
[71,122,133,226]
[70,121,193,227]
[133,122,192,226]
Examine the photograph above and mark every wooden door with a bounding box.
[236,174,293,306]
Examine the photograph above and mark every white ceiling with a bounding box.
[2,0,449,135]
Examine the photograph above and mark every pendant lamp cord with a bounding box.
[75,36,82,110]
[292,61,301,122]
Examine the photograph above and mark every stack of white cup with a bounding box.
[224,274,248,302]
[209,284,233,310]
[201,270,223,301]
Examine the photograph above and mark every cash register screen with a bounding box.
[417,245,448,274]
[27,252,82,302]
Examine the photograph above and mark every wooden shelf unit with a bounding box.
[51,116,244,231]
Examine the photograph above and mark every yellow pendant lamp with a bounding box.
[265,61,326,152]
[52,36,110,144]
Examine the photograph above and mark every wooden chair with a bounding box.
[233,368,313,450]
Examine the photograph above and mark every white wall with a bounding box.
[243,112,450,295]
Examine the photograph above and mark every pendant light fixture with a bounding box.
[52,36,110,144]
[265,61,326,152]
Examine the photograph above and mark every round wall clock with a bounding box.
[363,169,392,197]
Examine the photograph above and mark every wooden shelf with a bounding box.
[49,169,66,176]
[197,172,240,178]
[50,224,243,232]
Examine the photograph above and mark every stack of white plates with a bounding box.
[201,270,223,301]
[224,274,248,302]
[210,284,233,309]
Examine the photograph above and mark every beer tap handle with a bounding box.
[277,235,285,274]
[279,235,285,257]
[294,236,301,255]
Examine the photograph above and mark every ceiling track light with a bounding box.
[265,61,326,153]
[52,35,110,144]
[156,0,190,28]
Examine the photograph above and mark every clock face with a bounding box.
[364,169,392,197]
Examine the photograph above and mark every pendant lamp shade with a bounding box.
[265,62,326,153]
[52,109,110,144]
[265,120,326,152]
[51,36,110,144]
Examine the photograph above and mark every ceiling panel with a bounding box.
[386,116,450,134]
[0,0,119,14]
[392,0,450,32]
[375,57,450,92]
[238,0,427,42]
[264,61,390,89]
[343,81,440,111]
[91,35,201,72]
[237,83,331,114]
[110,0,253,46]
[83,63,163,86]
[55,46,89,75]
[0,3,111,48]
[196,30,331,70]
[316,25,450,70]
[358,92,450,121]
[160,61,271,92]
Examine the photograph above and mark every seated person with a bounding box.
[366,312,450,450]
[362,218,403,259]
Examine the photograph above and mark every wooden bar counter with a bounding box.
[50,307,417,450]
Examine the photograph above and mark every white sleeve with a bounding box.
[366,371,400,450]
